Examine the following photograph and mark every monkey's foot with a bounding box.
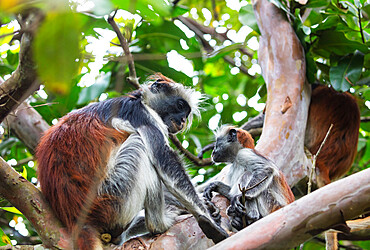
[204,200,221,225]
[197,215,229,244]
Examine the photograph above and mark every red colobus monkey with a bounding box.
[305,85,360,186]
[204,126,294,230]
[36,73,228,249]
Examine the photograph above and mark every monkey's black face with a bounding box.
[155,96,191,134]
[212,129,241,163]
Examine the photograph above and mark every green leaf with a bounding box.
[6,50,18,66]
[21,166,27,180]
[239,5,260,34]
[0,227,11,246]
[306,52,317,84]
[0,64,14,75]
[33,11,81,95]
[77,72,111,105]
[314,30,369,56]
[329,51,364,91]
[305,0,330,8]
[0,207,22,215]
[172,5,189,17]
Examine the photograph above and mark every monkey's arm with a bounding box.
[203,181,232,201]
[239,165,274,199]
[139,126,228,243]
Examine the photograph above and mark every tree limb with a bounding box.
[107,10,140,89]
[0,10,43,123]
[0,157,63,249]
[209,168,370,249]
[252,0,311,186]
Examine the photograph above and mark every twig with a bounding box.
[107,10,140,89]
[358,7,365,44]
[307,124,333,194]
[0,31,19,39]
[361,116,370,122]
[169,134,212,166]
[238,184,247,228]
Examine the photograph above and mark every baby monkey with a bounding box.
[204,126,294,230]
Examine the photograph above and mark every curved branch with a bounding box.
[107,10,140,89]
[0,10,43,123]
[209,168,370,249]
[0,157,63,249]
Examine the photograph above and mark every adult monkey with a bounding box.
[36,73,228,249]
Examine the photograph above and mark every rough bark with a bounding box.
[0,10,43,123]
[252,0,311,186]
[0,157,63,249]
[209,168,370,250]
[3,102,50,154]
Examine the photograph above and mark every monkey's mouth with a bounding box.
[169,119,184,133]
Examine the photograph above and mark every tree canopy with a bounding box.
[0,0,369,249]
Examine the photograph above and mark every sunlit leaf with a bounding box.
[0,207,22,215]
[21,166,27,180]
[329,51,364,91]
[239,5,260,34]
[33,11,81,95]
[0,227,11,246]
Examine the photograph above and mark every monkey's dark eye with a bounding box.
[227,129,237,142]
[177,99,186,110]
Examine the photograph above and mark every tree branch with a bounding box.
[3,102,50,154]
[0,10,43,123]
[209,168,370,249]
[107,10,140,89]
[0,157,63,249]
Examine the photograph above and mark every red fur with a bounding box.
[36,112,129,247]
[237,131,295,212]
[306,86,360,186]
[236,129,255,149]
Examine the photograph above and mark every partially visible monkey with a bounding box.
[36,73,228,249]
[305,85,360,187]
[204,126,295,230]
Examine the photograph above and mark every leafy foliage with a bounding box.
[0,0,369,247]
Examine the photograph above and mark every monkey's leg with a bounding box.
[144,183,179,234]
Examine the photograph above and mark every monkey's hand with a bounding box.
[203,181,231,201]
[197,215,229,244]
[203,182,218,201]
[227,194,247,230]
[204,199,221,225]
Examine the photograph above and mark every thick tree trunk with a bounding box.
[253,0,311,186]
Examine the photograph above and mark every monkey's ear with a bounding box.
[227,128,237,142]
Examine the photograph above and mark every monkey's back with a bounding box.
[36,110,129,230]
[305,85,360,185]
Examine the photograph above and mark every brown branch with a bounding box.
[169,134,212,166]
[361,116,370,122]
[0,157,63,249]
[0,10,44,123]
[177,16,254,78]
[3,102,50,154]
[307,124,333,193]
[107,10,140,89]
[209,168,370,249]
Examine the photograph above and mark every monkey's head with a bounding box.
[143,73,202,134]
[212,125,254,163]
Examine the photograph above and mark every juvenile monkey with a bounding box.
[36,73,228,249]
[204,126,294,230]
